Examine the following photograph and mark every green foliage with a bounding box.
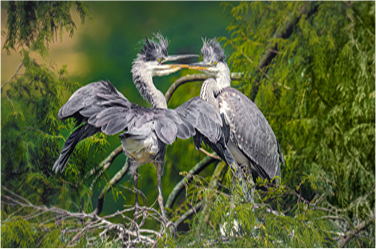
[3,1,90,56]
[1,2,105,247]
[217,1,374,247]
[168,174,337,248]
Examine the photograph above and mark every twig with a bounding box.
[340,215,375,248]
[83,145,123,187]
[2,62,23,88]
[173,202,203,229]
[199,148,220,160]
[93,158,130,215]
[165,155,218,209]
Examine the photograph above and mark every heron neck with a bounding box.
[215,62,231,89]
[132,59,167,109]
[200,78,221,112]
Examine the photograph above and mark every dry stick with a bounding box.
[165,155,219,209]
[165,73,243,104]
[2,188,156,245]
[93,158,130,216]
[249,2,321,101]
[199,148,220,160]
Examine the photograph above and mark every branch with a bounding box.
[165,73,243,104]
[83,145,123,189]
[93,158,130,216]
[340,215,375,248]
[1,62,23,88]
[250,2,321,101]
[173,202,202,229]
[165,155,218,209]
[2,188,159,246]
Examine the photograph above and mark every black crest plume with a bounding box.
[140,33,169,61]
[201,37,226,62]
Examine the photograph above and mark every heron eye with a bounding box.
[214,61,218,66]
[158,58,162,63]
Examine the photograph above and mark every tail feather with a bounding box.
[53,124,100,173]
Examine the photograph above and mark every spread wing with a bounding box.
[175,97,223,144]
[54,80,184,172]
[218,88,284,181]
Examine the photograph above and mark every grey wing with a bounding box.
[58,80,130,122]
[54,80,133,172]
[218,88,284,181]
[175,97,223,144]
[58,80,135,136]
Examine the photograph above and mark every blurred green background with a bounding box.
[1,1,236,217]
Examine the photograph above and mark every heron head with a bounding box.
[188,38,228,77]
[139,33,198,77]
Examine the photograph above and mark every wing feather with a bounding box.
[175,97,222,143]
[218,88,284,181]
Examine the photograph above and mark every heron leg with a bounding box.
[133,168,139,225]
[155,161,166,224]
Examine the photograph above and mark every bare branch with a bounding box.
[199,148,220,160]
[93,158,130,216]
[165,73,243,104]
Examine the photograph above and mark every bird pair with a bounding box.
[53,34,284,226]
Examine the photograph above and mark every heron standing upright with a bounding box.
[188,38,285,189]
[53,34,245,223]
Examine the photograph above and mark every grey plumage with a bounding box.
[53,34,241,220]
[218,87,284,182]
[53,80,192,173]
[201,37,226,63]
[192,38,285,185]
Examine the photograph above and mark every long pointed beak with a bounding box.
[164,54,199,63]
[188,61,212,71]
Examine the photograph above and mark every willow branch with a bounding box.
[165,155,218,209]
[93,158,130,216]
[165,73,243,104]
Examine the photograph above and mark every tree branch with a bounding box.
[2,187,159,246]
[173,202,202,229]
[165,73,243,104]
[165,155,219,209]
[340,215,375,248]
[83,145,123,189]
[93,158,130,216]
[250,2,321,101]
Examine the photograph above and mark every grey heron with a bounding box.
[188,38,285,189]
[53,35,245,223]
